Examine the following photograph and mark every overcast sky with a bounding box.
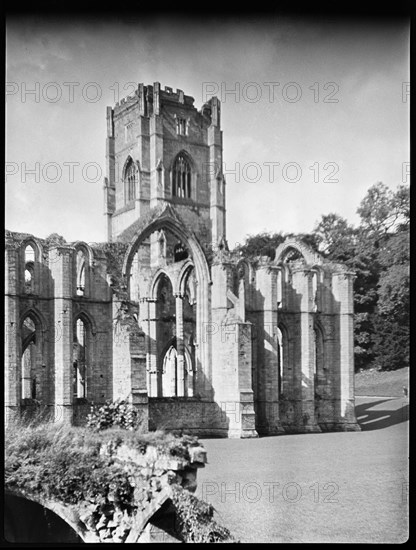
[6,14,409,248]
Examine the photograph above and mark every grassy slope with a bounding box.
[354,367,409,397]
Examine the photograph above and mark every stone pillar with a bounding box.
[255,263,284,435]
[141,298,154,397]
[208,97,226,247]
[292,268,321,433]
[211,259,257,437]
[332,271,361,431]
[146,299,159,396]
[49,246,74,424]
[149,82,164,209]
[175,293,185,397]
[105,106,115,242]
[5,245,21,424]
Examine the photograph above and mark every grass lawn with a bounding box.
[354,367,409,397]
[197,396,409,543]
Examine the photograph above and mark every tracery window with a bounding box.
[124,158,136,204]
[176,117,187,136]
[172,154,191,199]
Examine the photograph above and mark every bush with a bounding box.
[86,399,143,431]
[171,485,238,543]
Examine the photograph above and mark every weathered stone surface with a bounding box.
[4,81,360,437]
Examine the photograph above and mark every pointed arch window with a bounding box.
[23,244,36,294]
[21,317,36,399]
[172,153,191,199]
[76,249,86,296]
[124,158,137,204]
[73,318,87,399]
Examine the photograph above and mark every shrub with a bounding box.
[171,485,238,543]
[86,399,143,431]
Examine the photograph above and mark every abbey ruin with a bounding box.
[5,83,360,436]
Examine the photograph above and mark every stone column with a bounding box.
[149,82,164,209]
[332,270,360,430]
[141,298,154,397]
[292,267,321,433]
[146,298,159,396]
[175,293,185,397]
[49,246,74,424]
[208,97,225,247]
[255,262,284,435]
[105,106,115,242]
[5,245,21,424]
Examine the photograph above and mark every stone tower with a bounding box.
[104,82,226,249]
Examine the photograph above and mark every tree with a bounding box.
[314,213,356,261]
[372,230,410,370]
[233,232,285,259]
[357,182,410,237]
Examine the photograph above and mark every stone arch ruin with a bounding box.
[4,82,360,435]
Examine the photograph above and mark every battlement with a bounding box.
[113,82,196,116]
[111,82,219,127]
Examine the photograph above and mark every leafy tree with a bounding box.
[314,213,356,261]
[233,231,285,259]
[357,182,409,237]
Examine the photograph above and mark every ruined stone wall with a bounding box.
[5,232,114,424]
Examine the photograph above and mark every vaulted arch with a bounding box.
[123,208,211,393]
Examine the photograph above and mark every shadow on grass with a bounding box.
[355,399,409,431]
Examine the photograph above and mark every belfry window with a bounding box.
[124,159,136,204]
[176,117,187,136]
[172,154,191,199]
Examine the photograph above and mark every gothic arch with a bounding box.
[178,260,195,296]
[123,214,210,291]
[72,242,94,266]
[123,211,211,387]
[19,309,47,402]
[21,238,43,264]
[170,151,195,199]
[150,268,174,300]
[19,308,47,333]
[275,239,323,266]
[122,156,140,203]
[21,239,43,294]
[73,309,97,335]
[72,244,92,297]
[168,149,196,173]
